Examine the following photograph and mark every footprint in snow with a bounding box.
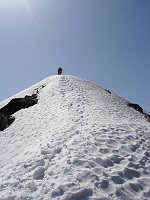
[118,167,141,180]
[99,148,109,154]
[128,161,141,169]
[64,188,93,200]
[111,175,125,184]
[33,166,45,180]
[94,179,109,189]
[129,182,143,192]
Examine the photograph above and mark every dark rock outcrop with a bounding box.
[0,113,15,131]
[144,113,150,122]
[127,102,150,122]
[105,89,111,94]
[0,94,38,131]
[127,103,143,113]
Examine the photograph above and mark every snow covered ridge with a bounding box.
[0,75,150,200]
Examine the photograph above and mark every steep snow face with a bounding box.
[0,75,150,200]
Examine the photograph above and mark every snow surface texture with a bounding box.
[0,75,150,200]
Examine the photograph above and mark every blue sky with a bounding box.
[0,0,150,112]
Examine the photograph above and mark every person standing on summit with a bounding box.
[58,67,63,75]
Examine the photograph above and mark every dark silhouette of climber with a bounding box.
[58,67,63,75]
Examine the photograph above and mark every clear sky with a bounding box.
[0,0,150,112]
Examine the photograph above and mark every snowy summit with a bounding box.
[0,75,150,200]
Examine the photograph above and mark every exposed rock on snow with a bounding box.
[0,75,149,200]
[127,102,150,122]
[127,102,144,113]
[0,94,38,131]
[104,89,111,94]
[0,113,15,131]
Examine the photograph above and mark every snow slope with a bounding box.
[0,75,150,200]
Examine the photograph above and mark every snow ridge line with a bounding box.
[0,75,149,200]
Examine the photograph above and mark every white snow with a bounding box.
[0,75,150,200]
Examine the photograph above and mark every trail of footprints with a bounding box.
[66,124,150,199]
[3,126,149,199]
[2,77,149,199]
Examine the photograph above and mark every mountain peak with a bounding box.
[0,75,150,200]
